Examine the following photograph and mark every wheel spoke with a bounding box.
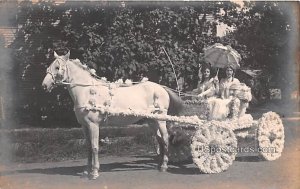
[194,135,208,144]
[210,157,219,172]
[220,153,232,163]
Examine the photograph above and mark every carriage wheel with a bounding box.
[257,112,284,161]
[191,124,237,173]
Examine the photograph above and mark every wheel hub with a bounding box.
[209,140,220,155]
[269,132,277,143]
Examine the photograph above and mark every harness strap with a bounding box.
[46,70,57,84]
[163,86,199,97]
[47,57,195,98]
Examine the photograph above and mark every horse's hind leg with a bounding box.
[157,120,169,172]
[148,119,169,172]
[87,122,100,180]
[154,129,164,167]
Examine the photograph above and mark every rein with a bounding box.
[59,81,108,87]
[163,86,199,97]
[47,57,110,87]
[48,57,198,97]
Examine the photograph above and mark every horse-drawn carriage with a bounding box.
[166,84,284,173]
[42,51,284,179]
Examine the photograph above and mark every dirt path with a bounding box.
[0,119,299,189]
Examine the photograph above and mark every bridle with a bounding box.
[46,57,108,87]
[46,57,69,85]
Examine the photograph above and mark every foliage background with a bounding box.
[6,1,297,128]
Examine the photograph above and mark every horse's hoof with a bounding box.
[89,174,99,180]
[78,170,89,178]
[89,170,99,180]
[159,166,168,172]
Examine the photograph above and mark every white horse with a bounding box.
[42,51,183,179]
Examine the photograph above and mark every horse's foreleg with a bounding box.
[87,122,100,180]
[82,125,92,175]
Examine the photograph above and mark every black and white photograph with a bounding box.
[0,0,299,188]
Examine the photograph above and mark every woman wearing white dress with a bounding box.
[218,66,240,99]
[207,65,240,120]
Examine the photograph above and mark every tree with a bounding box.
[11,1,242,127]
[220,2,296,100]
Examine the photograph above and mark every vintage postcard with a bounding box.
[0,1,299,189]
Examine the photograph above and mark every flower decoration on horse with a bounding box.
[42,46,284,178]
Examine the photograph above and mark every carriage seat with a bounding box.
[183,83,252,120]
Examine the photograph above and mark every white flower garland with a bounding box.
[83,102,253,132]
[84,105,206,126]
[141,77,149,82]
[257,112,284,161]
[210,114,254,131]
[80,99,283,170]
[228,98,240,119]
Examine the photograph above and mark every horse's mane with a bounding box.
[68,58,148,85]
[69,58,101,80]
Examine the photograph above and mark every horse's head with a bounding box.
[42,51,70,92]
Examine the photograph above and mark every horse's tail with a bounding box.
[163,87,184,115]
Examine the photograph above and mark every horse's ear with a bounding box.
[54,51,59,59]
[63,51,70,61]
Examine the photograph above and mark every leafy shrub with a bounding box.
[10,1,294,127]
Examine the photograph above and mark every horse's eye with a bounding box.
[55,67,59,70]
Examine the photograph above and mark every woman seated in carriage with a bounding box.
[194,64,240,99]
[208,65,240,120]
[193,63,219,99]
[194,64,251,120]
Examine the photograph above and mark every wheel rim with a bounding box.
[191,123,237,173]
[257,112,284,161]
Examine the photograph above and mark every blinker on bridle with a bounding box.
[46,57,68,85]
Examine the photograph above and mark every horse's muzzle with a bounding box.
[42,81,54,92]
[42,83,48,91]
[42,74,55,92]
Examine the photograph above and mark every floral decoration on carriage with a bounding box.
[42,43,284,179]
[166,44,285,173]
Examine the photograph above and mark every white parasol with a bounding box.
[204,43,241,75]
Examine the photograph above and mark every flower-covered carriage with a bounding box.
[42,51,284,179]
[166,82,284,173]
